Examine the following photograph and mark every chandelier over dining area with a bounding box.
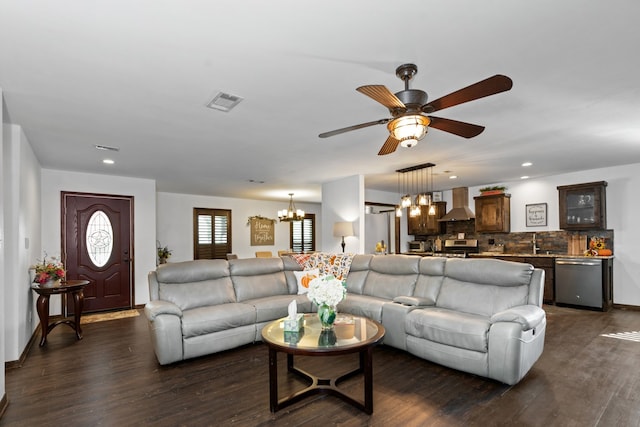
[278,193,305,222]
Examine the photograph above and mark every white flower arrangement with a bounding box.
[307,275,347,307]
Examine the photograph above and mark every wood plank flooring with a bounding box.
[2,305,640,426]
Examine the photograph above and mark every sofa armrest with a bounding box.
[144,300,183,321]
[490,305,545,330]
[392,295,435,307]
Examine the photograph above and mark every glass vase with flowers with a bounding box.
[307,275,347,330]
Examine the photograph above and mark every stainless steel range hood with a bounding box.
[438,187,475,221]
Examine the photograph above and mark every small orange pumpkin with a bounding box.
[597,249,612,256]
[300,273,317,288]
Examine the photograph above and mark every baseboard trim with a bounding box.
[612,303,640,311]
[0,392,8,420]
[5,324,40,370]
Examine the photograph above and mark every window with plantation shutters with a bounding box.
[193,208,232,259]
[290,214,315,253]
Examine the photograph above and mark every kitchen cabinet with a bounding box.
[558,181,607,230]
[474,255,555,304]
[407,202,446,236]
[474,194,510,233]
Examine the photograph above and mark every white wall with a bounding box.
[156,192,321,261]
[40,169,157,309]
[2,124,41,362]
[0,87,6,401]
[321,175,364,253]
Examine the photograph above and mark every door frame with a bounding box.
[61,191,135,312]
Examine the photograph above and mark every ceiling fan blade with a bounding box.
[377,135,400,156]
[428,116,485,138]
[356,85,406,110]
[423,75,513,113]
[319,118,390,138]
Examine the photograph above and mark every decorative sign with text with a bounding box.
[250,218,275,246]
[526,203,547,227]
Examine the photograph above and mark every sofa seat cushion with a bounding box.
[243,295,311,323]
[181,303,256,338]
[405,307,490,353]
[338,294,388,322]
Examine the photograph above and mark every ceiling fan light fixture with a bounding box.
[388,115,430,147]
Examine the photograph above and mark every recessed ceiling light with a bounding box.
[103,159,115,165]
[449,175,458,179]
[248,179,265,184]
[522,162,532,167]
[521,176,530,179]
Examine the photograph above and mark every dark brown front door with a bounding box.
[62,192,133,313]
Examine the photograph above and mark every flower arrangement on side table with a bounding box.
[307,275,347,330]
[32,255,66,286]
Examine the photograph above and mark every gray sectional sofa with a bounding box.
[144,254,546,385]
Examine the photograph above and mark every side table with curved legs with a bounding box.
[31,280,90,346]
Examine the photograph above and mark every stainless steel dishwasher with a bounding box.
[555,258,604,309]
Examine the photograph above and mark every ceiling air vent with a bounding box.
[206,92,243,112]
[94,144,120,152]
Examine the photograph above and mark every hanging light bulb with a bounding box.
[395,205,403,217]
[428,165,436,215]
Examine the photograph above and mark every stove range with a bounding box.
[433,239,479,258]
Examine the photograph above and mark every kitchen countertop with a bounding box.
[403,252,613,259]
[470,252,614,259]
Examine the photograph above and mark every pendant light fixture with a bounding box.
[396,162,436,217]
[278,193,305,222]
[428,166,437,215]
[395,172,403,217]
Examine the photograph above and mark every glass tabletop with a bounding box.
[262,313,384,353]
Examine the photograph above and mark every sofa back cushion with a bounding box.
[362,255,420,299]
[282,255,303,294]
[436,258,533,317]
[413,257,447,305]
[344,254,372,294]
[156,260,236,311]
[230,258,289,301]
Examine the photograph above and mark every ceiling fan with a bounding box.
[319,63,513,155]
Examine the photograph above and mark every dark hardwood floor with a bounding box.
[2,305,640,426]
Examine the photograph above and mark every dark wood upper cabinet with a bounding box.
[407,201,447,236]
[558,181,607,230]
[474,194,511,233]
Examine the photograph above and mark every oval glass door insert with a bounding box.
[86,210,114,267]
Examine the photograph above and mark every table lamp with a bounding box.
[333,221,354,253]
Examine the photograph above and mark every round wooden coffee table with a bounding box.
[261,313,385,414]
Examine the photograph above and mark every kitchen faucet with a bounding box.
[532,233,540,255]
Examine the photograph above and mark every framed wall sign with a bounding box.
[250,217,275,246]
[526,203,547,227]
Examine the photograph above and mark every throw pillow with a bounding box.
[293,269,319,295]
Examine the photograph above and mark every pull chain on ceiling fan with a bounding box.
[319,64,513,155]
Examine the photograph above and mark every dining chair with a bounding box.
[255,251,273,258]
[226,253,238,260]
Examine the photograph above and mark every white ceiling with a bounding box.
[2,1,640,204]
